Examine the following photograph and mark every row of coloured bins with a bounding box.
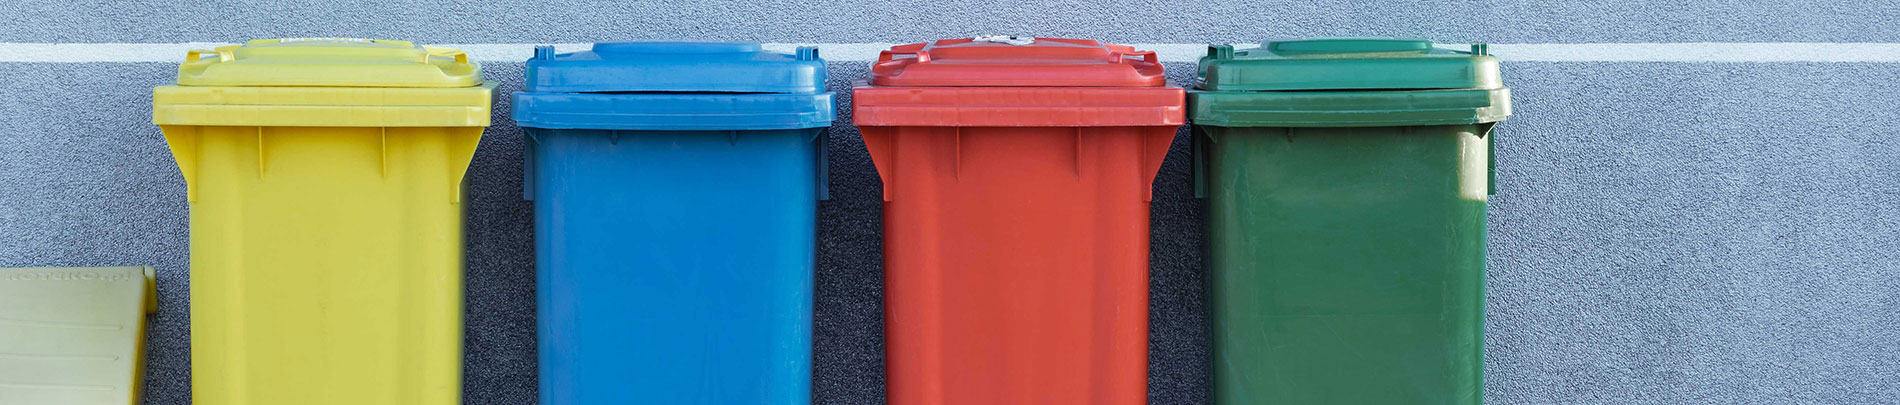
[0,266,156,404]
[1192,38,1511,404]
[854,37,1182,404]
[154,38,493,404]
[141,36,1506,405]
[513,42,833,404]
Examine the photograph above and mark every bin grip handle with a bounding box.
[186,48,233,62]
[421,46,468,64]
[877,49,931,64]
[1115,50,1159,64]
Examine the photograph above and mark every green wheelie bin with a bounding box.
[1191,38,1511,404]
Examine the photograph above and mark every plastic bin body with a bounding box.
[514,42,832,405]
[853,38,1182,405]
[1190,39,1511,404]
[153,38,492,405]
[0,266,156,404]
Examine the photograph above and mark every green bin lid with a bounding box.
[1190,38,1510,127]
[1197,38,1500,91]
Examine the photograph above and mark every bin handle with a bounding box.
[421,46,468,64]
[1114,50,1159,64]
[877,49,931,64]
[186,48,233,62]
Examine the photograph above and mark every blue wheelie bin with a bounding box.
[514,42,833,404]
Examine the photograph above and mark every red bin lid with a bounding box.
[869,37,1167,87]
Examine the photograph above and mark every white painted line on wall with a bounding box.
[1489,43,1900,62]
[0,43,233,63]
[4,42,1900,63]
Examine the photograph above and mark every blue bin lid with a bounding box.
[515,42,835,130]
[524,42,826,94]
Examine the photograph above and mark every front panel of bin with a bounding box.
[1190,39,1510,405]
[514,42,833,405]
[152,38,492,405]
[853,37,1182,405]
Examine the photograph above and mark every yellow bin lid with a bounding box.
[0,266,157,404]
[155,38,495,127]
[176,38,482,87]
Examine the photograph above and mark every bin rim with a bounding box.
[511,91,836,131]
[1187,87,1509,127]
[852,80,1185,127]
[866,37,1168,88]
[1196,39,1501,92]
[152,82,497,127]
[523,42,828,94]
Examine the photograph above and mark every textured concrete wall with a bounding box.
[3,0,1899,43]
[2,1,1898,404]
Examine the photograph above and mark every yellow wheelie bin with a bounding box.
[152,38,495,405]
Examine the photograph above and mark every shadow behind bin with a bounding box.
[514,42,833,405]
